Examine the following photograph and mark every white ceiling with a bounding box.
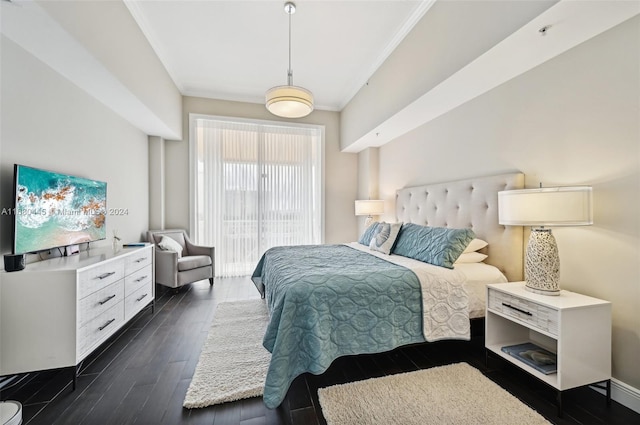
[124,0,434,111]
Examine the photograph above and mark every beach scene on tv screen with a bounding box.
[15,166,107,254]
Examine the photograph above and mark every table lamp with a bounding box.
[355,200,384,227]
[498,186,592,295]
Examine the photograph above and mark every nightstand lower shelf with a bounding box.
[486,342,558,386]
[486,345,611,417]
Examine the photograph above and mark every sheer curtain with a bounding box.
[191,115,323,277]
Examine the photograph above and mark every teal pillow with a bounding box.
[358,222,380,246]
[392,223,475,269]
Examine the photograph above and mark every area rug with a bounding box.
[318,362,551,425]
[183,299,270,408]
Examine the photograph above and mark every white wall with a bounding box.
[164,96,358,245]
[372,17,639,390]
[0,36,150,261]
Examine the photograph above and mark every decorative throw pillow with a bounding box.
[454,252,488,264]
[463,238,488,253]
[157,235,183,258]
[358,222,380,246]
[369,222,402,255]
[392,223,475,269]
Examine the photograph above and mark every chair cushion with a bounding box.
[157,236,184,258]
[177,255,212,272]
[152,231,187,253]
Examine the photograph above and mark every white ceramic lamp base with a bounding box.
[524,228,560,296]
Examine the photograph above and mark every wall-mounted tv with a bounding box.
[12,164,107,254]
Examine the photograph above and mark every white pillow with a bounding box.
[369,222,402,255]
[157,236,183,258]
[463,238,488,253]
[455,252,488,264]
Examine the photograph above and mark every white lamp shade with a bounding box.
[355,200,384,216]
[265,85,314,118]
[498,186,592,226]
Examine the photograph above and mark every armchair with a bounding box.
[146,229,215,289]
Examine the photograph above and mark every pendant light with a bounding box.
[265,2,314,118]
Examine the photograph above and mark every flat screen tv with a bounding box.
[12,164,107,254]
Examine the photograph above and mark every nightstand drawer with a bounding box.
[488,288,558,336]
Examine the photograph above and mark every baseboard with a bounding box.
[591,378,640,414]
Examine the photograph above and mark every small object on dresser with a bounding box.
[123,243,146,247]
[112,229,122,252]
[3,254,25,272]
[65,244,80,256]
[501,342,557,375]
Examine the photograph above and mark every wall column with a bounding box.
[356,147,381,233]
[148,136,165,230]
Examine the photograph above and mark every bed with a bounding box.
[252,172,524,408]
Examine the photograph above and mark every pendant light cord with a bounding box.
[287,4,293,85]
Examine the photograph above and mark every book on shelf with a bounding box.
[501,342,557,375]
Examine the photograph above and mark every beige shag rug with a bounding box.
[318,362,551,425]
[183,299,270,408]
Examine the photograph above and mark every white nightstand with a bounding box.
[485,282,612,416]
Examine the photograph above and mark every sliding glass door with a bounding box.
[190,115,323,277]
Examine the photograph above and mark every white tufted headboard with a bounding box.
[395,172,524,282]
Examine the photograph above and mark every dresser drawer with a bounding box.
[125,265,152,297]
[77,300,124,359]
[125,282,153,321]
[125,248,153,275]
[488,288,558,336]
[78,260,125,299]
[78,280,124,327]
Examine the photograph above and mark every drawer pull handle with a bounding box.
[97,272,116,280]
[136,293,148,302]
[98,318,116,331]
[134,276,148,283]
[134,257,147,263]
[98,294,117,305]
[502,303,533,316]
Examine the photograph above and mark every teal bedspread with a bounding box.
[251,244,425,409]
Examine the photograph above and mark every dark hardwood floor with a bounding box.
[2,277,638,425]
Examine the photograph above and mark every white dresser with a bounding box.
[0,245,154,387]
